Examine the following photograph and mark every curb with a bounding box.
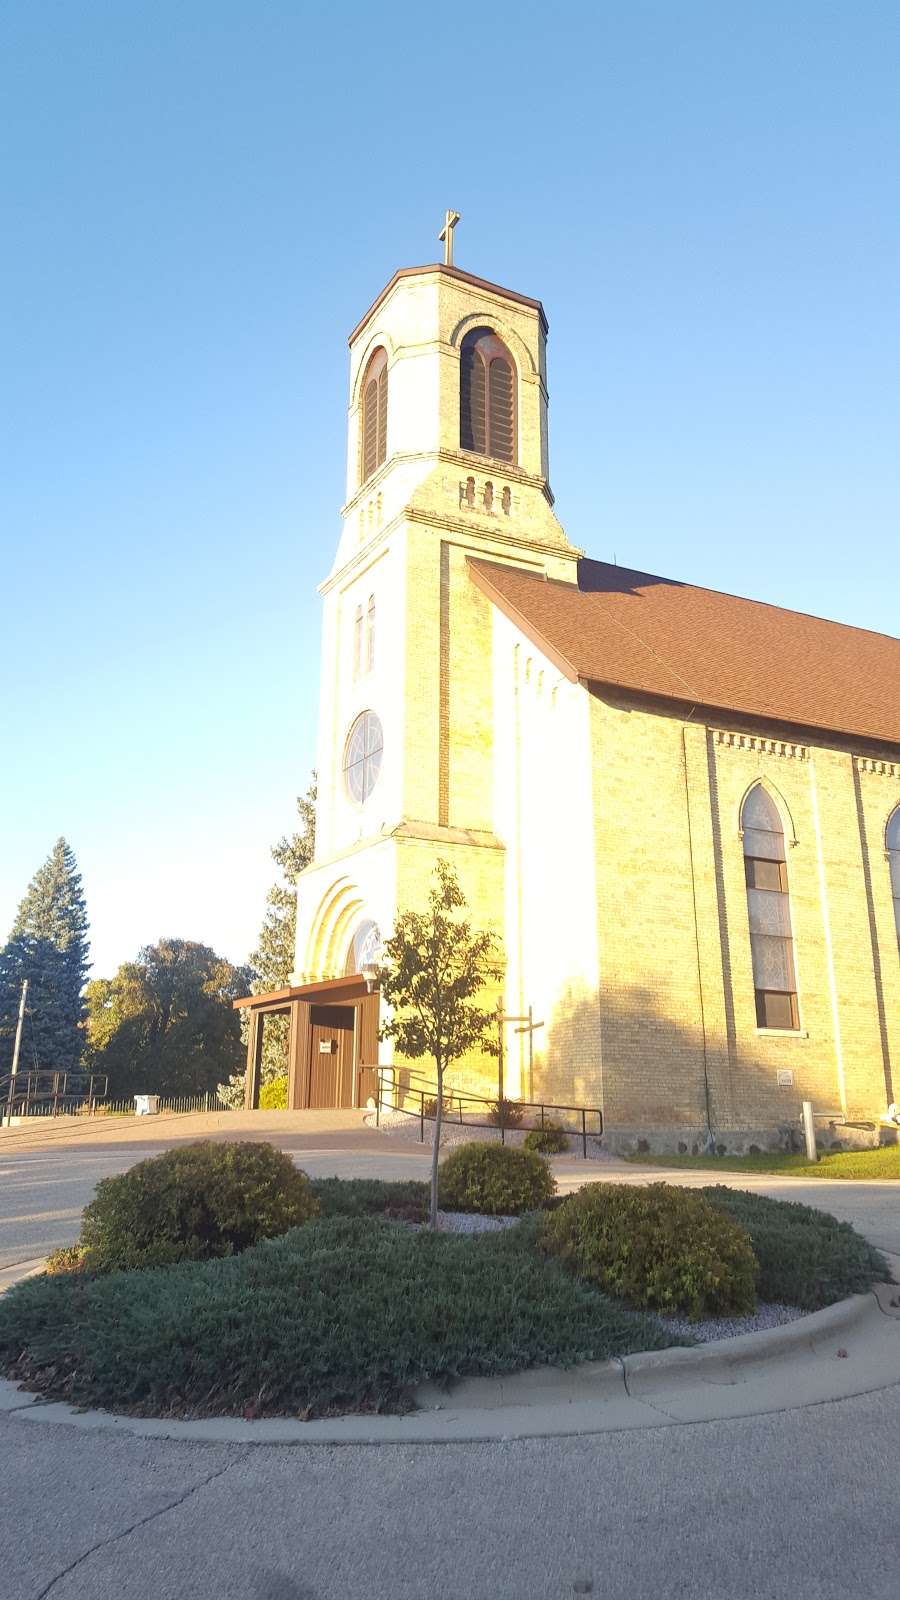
[1,1289,897,1445]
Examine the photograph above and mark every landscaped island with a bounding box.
[0,1141,888,1420]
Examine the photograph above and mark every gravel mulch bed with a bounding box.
[656,1302,805,1343]
[367,1110,611,1160]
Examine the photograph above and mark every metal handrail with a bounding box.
[373,1066,603,1158]
[0,1070,109,1122]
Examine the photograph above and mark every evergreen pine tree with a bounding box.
[0,839,90,1076]
[218,778,316,1104]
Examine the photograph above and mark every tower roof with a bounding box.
[468,556,900,750]
[348,263,548,346]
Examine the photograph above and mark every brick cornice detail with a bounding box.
[855,757,900,779]
[714,730,809,761]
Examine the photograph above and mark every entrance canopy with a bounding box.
[234,976,379,1111]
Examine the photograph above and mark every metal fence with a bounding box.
[375,1067,603,1157]
[0,1072,234,1123]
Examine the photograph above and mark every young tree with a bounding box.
[0,838,90,1076]
[378,861,501,1227]
[85,939,251,1098]
[218,777,316,1105]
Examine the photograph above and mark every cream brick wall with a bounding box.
[590,703,900,1143]
[491,610,601,1107]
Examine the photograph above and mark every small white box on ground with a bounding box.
[133,1095,159,1116]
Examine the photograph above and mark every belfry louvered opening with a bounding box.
[360,348,388,483]
[460,328,516,464]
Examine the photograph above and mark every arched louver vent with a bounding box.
[459,329,516,464]
[360,349,388,483]
[488,357,514,461]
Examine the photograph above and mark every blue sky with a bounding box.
[2,1,898,978]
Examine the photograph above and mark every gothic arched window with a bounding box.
[360,348,388,483]
[887,809,900,945]
[741,785,799,1030]
[353,603,364,680]
[366,595,376,673]
[460,328,516,463]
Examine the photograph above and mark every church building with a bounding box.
[239,225,900,1151]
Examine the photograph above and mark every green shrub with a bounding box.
[422,1092,458,1120]
[438,1141,555,1215]
[45,1245,90,1276]
[259,1076,288,1110]
[524,1121,569,1156]
[0,1217,683,1419]
[310,1177,429,1222]
[79,1140,318,1271]
[543,1182,758,1320]
[704,1186,891,1310]
[487,1097,525,1128]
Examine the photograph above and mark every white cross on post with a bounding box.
[438,209,460,266]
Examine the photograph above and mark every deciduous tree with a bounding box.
[86,939,251,1098]
[377,862,501,1226]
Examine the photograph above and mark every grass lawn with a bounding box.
[628,1145,900,1180]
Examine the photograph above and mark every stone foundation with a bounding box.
[603,1119,891,1158]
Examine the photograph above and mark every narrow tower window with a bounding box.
[741,785,799,1030]
[366,595,376,673]
[460,328,516,463]
[887,809,900,945]
[353,604,364,679]
[360,348,388,483]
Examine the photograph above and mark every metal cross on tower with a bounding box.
[438,209,460,266]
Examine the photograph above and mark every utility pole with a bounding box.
[6,979,27,1127]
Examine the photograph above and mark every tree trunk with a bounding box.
[430,1059,443,1228]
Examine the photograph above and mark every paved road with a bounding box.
[2,1109,900,1266]
[0,1112,425,1270]
[4,1384,900,1599]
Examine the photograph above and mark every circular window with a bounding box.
[343,711,383,804]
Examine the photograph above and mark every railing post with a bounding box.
[420,1090,425,1144]
[375,1073,381,1127]
[581,1109,587,1159]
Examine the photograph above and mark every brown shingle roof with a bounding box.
[468,557,900,750]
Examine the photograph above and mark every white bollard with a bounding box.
[801,1099,818,1162]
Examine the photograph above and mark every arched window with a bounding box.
[741,785,798,1030]
[366,594,376,673]
[344,920,382,977]
[460,328,516,463]
[353,603,364,679]
[888,809,900,945]
[360,348,388,483]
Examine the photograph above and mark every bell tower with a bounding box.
[293,220,579,1008]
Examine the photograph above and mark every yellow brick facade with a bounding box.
[294,260,900,1149]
